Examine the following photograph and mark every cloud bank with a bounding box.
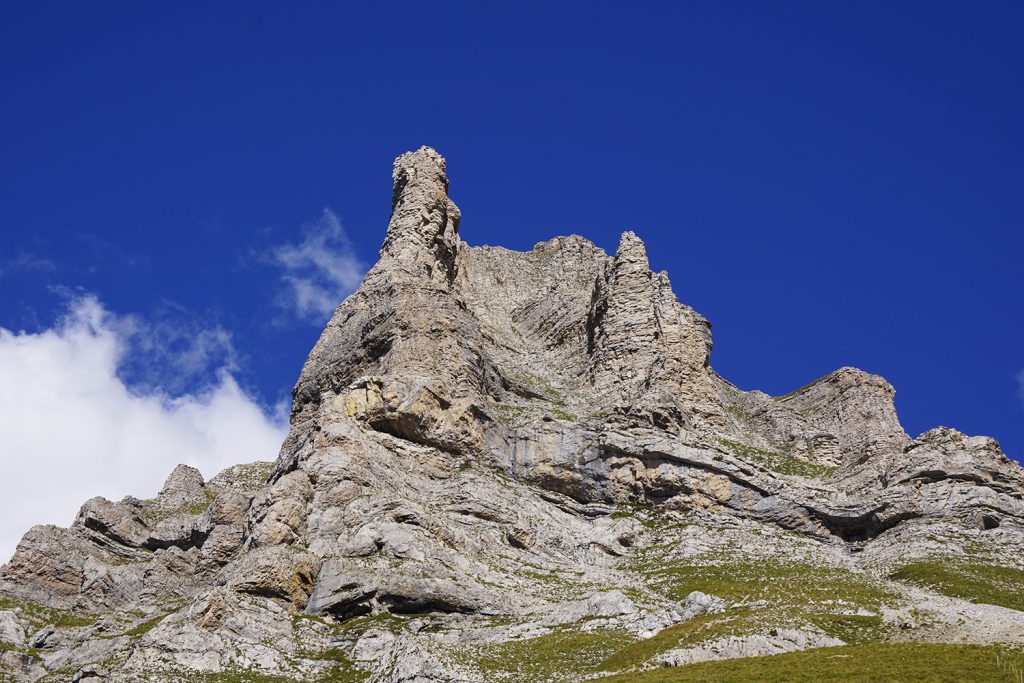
[0,296,288,563]
[264,208,365,324]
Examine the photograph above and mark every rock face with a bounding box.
[2,147,1024,682]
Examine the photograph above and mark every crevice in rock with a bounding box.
[812,506,920,542]
[980,514,1001,530]
[379,594,479,616]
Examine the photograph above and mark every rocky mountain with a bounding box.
[2,147,1023,682]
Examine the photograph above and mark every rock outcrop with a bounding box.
[2,147,1023,682]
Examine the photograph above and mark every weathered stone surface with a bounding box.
[1,525,99,607]
[74,497,149,548]
[546,590,637,624]
[305,561,379,618]
[589,231,720,428]
[0,650,45,681]
[658,628,846,666]
[145,513,200,550]
[0,610,24,646]
[381,575,490,615]
[226,546,320,608]
[1,146,1023,682]
[155,464,208,510]
[246,469,313,548]
[196,524,245,571]
[680,590,726,620]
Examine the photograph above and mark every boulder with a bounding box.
[0,610,24,645]
[74,497,149,548]
[155,465,208,510]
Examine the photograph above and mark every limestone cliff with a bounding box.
[2,147,1023,682]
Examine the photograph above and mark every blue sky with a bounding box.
[0,2,1022,555]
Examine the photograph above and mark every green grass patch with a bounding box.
[308,649,370,682]
[176,671,296,683]
[608,504,690,531]
[183,488,218,516]
[123,613,167,637]
[723,403,756,426]
[452,612,900,681]
[507,372,564,403]
[717,438,837,479]
[491,402,531,427]
[291,612,330,628]
[600,610,756,671]
[632,560,895,612]
[598,643,1022,682]
[172,658,367,683]
[452,627,636,681]
[139,488,216,525]
[0,640,42,662]
[890,561,1024,612]
[808,613,886,644]
[0,596,97,628]
[334,612,410,636]
[600,610,888,672]
[214,461,276,494]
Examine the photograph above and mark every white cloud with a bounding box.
[0,296,288,563]
[264,208,365,324]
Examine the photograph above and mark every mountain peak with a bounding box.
[380,146,462,283]
[614,230,649,267]
[2,148,1023,681]
[389,145,449,209]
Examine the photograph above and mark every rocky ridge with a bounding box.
[1,147,1023,682]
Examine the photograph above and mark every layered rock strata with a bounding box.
[2,147,1022,682]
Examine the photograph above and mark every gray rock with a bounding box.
[226,546,320,608]
[505,526,534,550]
[74,497,149,548]
[658,629,845,666]
[381,576,488,615]
[0,610,24,645]
[155,464,208,510]
[352,629,396,661]
[144,513,200,550]
[547,590,638,625]
[305,560,379,618]
[2,146,1024,682]
[0,650,46,681]
[679,590,726,620]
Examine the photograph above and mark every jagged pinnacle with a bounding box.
[380,146,462,282]
[613,230,651,273]
[390,146,449,210]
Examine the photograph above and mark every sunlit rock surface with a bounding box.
[2,147,1023,682]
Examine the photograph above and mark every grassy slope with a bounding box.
[447,558,904,680]
[598,643,1023,683]
[451,549,1024,680]
[891,562,1024,612]
[451,627,634,679]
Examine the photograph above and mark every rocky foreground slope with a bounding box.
[2,147,1023,682]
